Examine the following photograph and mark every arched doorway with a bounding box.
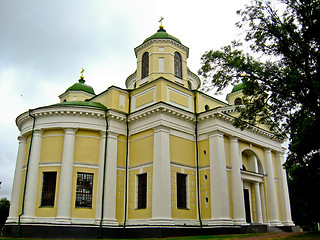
[241,149,266,224]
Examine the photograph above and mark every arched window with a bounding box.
[205,105,210,111]
[188,81,192,90]
[234,97,242,105]
[141,52,149,79]
[174,52,182,79]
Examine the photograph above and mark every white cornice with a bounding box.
[134,39,189,57]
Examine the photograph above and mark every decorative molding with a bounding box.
[134,39,189,58]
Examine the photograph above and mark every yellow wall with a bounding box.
[116,169,125,224]
[74,130,100,164]
[197,92,228,113]
[117,135,126,167]
[70,167,98,219]
[129,130,154,166]
[198,140,210,167]
[224,136,230,167]
[41,130,64,163]
[35,166,61,217]
[170,135,195,166]
[199,169,211,219]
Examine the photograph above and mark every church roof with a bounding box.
[143,26,181,44]
[65,78,95,95]
[52,101,106,109]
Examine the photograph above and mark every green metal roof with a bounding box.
[53,101,106,109]
[231,82,245,93]
[66,78,95,95]
[143,27,181,44]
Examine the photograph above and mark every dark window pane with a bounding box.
[137,173,147,209]
[174,52,182,79]
[177,173,187,209]
[75,172,94,208]
[40,172,57,207]
[142,52,149,79]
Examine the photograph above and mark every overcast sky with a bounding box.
[0,0,255,200]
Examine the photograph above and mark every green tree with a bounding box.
[198,0,320,228]
[0,197,10,232]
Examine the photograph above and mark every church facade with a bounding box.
[6,25,295,238]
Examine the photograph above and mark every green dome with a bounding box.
[66,78,95,95]
[143,27,181,44]
[232,82,245,93]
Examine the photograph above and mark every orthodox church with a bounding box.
[5,23,295,238]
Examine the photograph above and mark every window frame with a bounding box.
[75,172,94,208]
[136,173,147,209]
[176,172,188,209]
[141,52,149,80]
[174,52,182,79]
[40,171,57,207]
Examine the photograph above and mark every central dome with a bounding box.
[143,26,181,44]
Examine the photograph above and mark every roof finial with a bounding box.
[159,16,164,28]
[80,68,85,79]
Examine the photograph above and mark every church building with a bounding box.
[5,23,295,238]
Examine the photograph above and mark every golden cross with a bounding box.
[81,68,84,78]
[159,16,164,26]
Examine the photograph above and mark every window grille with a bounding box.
[177,173,187,209]
[75,172,94,208]
[137,173,147,209]
[174,52,182,79]
[40,172,57,207]
[142,52,149,79]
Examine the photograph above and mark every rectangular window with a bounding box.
[177,173,187,209]
[40,172,57,207]
[158,57,164,72]
[75,172,94,208]
[137,173,147,209]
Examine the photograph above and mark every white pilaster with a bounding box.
[7,136,27,221]
[95,131,106,221]
[102,131,118,225]
[254,182,263,223]
[23,129,43,221]
[229,136,246,224]
[151,126,173,224]
[264,148,280,225]
[208,131,231,225]
[275,151,294,226]
[55,128,77,223]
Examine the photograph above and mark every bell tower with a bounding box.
[126,20,200,90]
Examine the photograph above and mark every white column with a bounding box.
[23,129,43,221]
[151,126,173,224]
[264,148,280,225]
[7,136,27,222]
[209,131,231,224]
[55,128,77,223]
[102,131,118,225]
[254,182,263,223]
[95,131,106,221]
[229,136,246,224]
[275,151,294,226]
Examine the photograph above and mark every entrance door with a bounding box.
[243,188,251,223]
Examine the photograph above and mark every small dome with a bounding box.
[143,26,181,44]
[231,82,244,93]
[66,78,95,95]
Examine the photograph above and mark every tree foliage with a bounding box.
[199,0,320,227]
[0,198,10,231]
